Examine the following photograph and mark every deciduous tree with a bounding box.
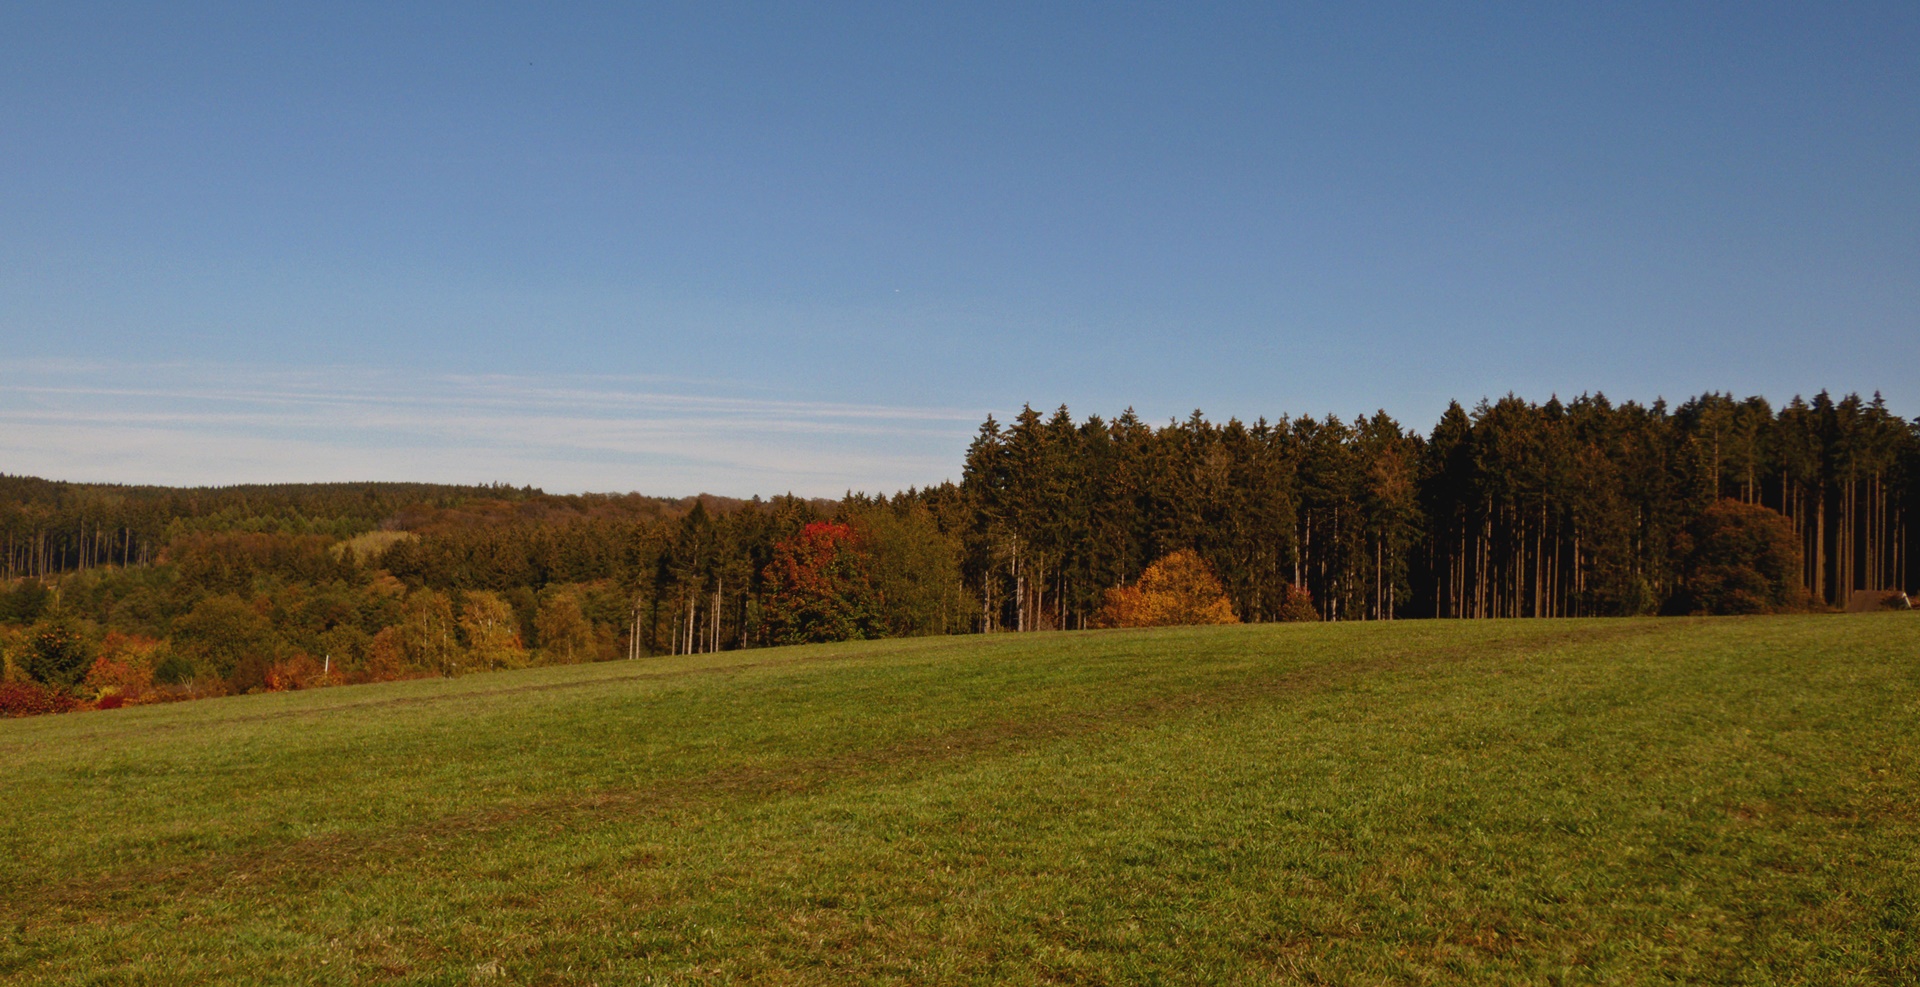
[763,522,879,643]
[1098,550,1239,627]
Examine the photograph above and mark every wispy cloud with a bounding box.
[0,362,981,496]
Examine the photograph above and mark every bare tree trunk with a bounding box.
[1875,474,1885,591]
[1845,480,1854,598]
[1815,492,1826,604]
[1457,529,1466,618]
[1575,532,1583,616]
[1541,508,1549,616]
[1476,513,1487,619]
[1014,541,1024,633]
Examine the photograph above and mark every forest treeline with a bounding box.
[1,390,1915,713]
[958,390,1915,627]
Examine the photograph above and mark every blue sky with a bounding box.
[3,3,1916,495]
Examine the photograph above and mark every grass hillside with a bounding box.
[2,616,1917,985]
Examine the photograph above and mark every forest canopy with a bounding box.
[2,389,1915,713]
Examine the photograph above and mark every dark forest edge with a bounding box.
[2,389,1916,715]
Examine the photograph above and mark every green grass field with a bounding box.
[3,616,1917,985]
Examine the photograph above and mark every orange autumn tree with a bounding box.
[83,632,163,705]
[1098,550,1240,628]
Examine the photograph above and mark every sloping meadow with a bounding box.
[2,615,1916,984]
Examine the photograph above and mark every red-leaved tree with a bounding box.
[762,522,880,644]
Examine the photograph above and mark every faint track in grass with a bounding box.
[9,620,1669,922]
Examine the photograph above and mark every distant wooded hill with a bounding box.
[0,390,1914,707]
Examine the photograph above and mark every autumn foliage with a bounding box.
[0,680,79,717]
[1273,584,1320,623]
[263,654,334,691]
[1676,499,1811,615]
[763,522,880,644]
[4,386,1915,720]
[83,633,161,701]
[1098,551,1240,628]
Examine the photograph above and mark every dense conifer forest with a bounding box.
[2,390,1915,711]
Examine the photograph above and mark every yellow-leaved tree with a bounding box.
[459,591,529,670]
[535,588,597,663]
[1098,550,1239,627]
